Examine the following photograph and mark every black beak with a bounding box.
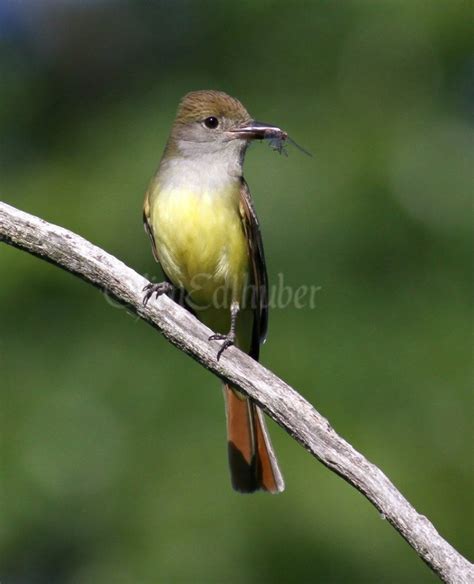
[228,120,288,142]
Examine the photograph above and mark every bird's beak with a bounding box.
[227,120,288,142]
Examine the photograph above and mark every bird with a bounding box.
[143,90,285,493]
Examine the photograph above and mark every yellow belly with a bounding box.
[150,186,249,308]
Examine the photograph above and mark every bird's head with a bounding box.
[166,90,286,160]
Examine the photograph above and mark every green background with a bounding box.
[1,1,472,582]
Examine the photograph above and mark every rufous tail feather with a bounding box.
[224,384,284,493]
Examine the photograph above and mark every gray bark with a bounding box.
[0,201,472,583]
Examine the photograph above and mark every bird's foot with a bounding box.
[209,332,236,361]
[142,281,174,306]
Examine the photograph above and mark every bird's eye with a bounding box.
[203,116,219,129]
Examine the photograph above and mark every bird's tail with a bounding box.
[224,384,285,493]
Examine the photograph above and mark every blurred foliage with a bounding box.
[0,1,472,582]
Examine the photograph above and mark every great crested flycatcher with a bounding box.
[143,90,285,493]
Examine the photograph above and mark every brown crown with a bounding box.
[175,90,251,125]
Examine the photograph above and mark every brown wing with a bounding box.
[239,178,269,361]
[143,190,160,261]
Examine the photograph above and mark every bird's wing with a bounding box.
[239,178,269,360]
[143,190,160,262]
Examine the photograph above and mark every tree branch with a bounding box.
[0,201,472,583]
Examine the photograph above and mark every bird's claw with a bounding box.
[209,333,235,361]
[142,282,173,306]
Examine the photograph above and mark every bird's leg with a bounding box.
[209,300,239,361]
[142,281,174,306]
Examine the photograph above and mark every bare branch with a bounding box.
[0,201,472,583]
